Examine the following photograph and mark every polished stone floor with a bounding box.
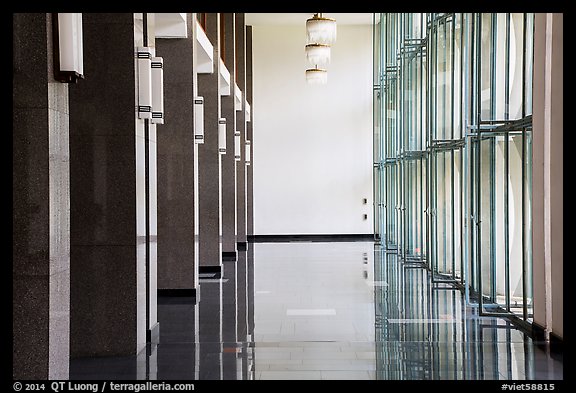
[70,241,563,380]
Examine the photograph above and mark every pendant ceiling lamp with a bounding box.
[305,43,330,66]
[306,13,337,45]
[305,67,327,84]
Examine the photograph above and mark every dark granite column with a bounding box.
[156,13,199,297]
[146,13,160,347]
[69,13,146,357]
[235,13,247,249]
[221,13,238,262]
[245,25,254,238]
[13,12,70,379]
[219,13,240,380]
[197,13,223,277]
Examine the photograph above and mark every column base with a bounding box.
[157,288,197,297]
[147,322,160,344]
[199,265,223,279]
[222,251,237,261]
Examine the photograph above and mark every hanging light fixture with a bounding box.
[306,13,337,45]
[305,43,330,66]
[305,67,327,84]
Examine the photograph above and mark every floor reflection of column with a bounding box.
[236,248,248,379]
[136,344,158,380]
[195,301,199,380]
[148,344,157,379]
[246,244,255,380]
[156,296,198,379]
[198,279,223,380]
[222,258,238,380]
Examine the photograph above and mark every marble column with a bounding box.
[220,13,238,262]
[69,13,147,357]
[197,13,223,277]
[532,13,563,341]
[13,12,70,379]
[246,25,254,238]
[156,13,199,297]
[235,13,247,250]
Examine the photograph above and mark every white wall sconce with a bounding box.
[218,118,227,153]
[151,57,164,124]
[306,67,327,84]
[194,96,205,144]
[234,131,241,161]
[245,140,251,165]
[53,13,84,83]
[306,13,337,45]
[137,47,153,119]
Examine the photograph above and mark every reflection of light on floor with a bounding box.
[387,318,461,324]
[286,309,337,316]
[365,280,388,287]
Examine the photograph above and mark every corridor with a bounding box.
[70,241,563,380]
[13,13,563,382]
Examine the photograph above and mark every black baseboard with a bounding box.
[158,288,197,297]
[248,234,375,243]
[550,331,563,344]
[222,251,237,261]
[158,288,199,304]
[532,322,546,341]
[237,241,248,251]
[531,322,564,359]
[199,265,222,279]
[146,322,160,344]
[533,322,564,343]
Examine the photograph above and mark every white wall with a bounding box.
[252,24,373,235]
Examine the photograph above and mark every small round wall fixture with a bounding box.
[305,43,331,66]
[306,14,337,45]
[306,67,327,84]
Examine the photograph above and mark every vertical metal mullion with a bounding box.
[450,16,456,279]
[504,13,511,312]
[521,13,528,322]
[475,13,484,313]
[431,19,438,275]
[420,46,425,261]
[489,13,497,303]
[426,15,431,266]
[441,20,447,275]
[459,14,466,284]
[401,52,406,259]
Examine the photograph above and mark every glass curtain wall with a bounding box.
[373,13,534,323]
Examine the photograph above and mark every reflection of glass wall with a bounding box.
[373,247,540,380]
[373,13,534,323]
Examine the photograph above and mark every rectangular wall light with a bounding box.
[218,118,227,153]
[234,131,241,161]
[53,13,84,83]
[151,57,164,124]
[194,96,205,144]
[245,140,251,165]
[137,47,153,119]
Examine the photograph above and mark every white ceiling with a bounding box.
[245,13,374,26]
